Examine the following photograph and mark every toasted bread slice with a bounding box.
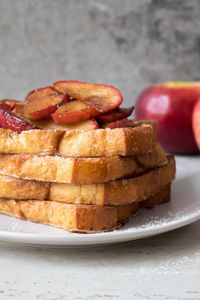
[130,120,157,140]
[50,156,175,205]
[140,183,171,208]
[0,184,171,233]
[0,142,167,184]
[0,129,62,156]
[0,156,175,205]
[0,174,50,200]
[59,123,153,157]
[0,122,153,157]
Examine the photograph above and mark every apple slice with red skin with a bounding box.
[53,80,123,113]
[51,100,98,124]
[1,99,23,110]
[97,106,134,124]
[0,99,25,115]
[33,118,99,130]
[12,103,25,116]
[0,103,38,131]
[24,86,68,120]
[192,98,200,150]
[103,118,134,129]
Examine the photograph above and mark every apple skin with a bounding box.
[0,103,38,131]
[24,86,68,120]
[53,80,123,113]
[97,106,134,124]
[192,98,200,150]
[103,118,134,129]
[51,100,97,124]
[135,83,200,154]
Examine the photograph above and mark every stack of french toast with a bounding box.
[0,81,176,232]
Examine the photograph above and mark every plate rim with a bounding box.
[0,201,200,246]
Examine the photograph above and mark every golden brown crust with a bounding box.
[0,174,50,200]
[0,154,141,184]
[131,120,157,141]
[50,156,174,205]
[0,185,171,232]
[102,156,175,205]
[0,123,153,157]
[0,156,175,206]
[59,125,153,156]
[140,183,171,208]
[0,143,167,184]
[0,129,63,155]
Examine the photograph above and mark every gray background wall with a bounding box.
[0,0,200,106]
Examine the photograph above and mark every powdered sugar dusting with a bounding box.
[125,208,192,232]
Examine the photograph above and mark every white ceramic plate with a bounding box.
[0,164,199,247]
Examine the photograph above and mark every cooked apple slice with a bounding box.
[51,100,98,124]
[98,106,134,124]
[0,103,38,131]
[33,118,99,130]
[103,118,134,129]
[1,99,23,109]
[0,99,24,115]
[24,86,68,120]
[192,98,200,150]
[12,103,25,116]
[53,80,123,113]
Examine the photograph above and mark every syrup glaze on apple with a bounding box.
[0,103,38,131]
[0,80,134,132]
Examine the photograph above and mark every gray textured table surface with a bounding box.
[0,156,199,300]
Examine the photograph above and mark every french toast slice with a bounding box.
[0,122,153,157]
[0,174,50,200]
[140,183,171,208]
[50,156,175,205]
[0,156,175,205]
[0,184,171,233]
[59,123,154,157]
[0,143,167,184]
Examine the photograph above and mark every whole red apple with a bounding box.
[135,82,200,154]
